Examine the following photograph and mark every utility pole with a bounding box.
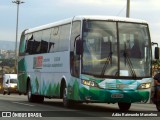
[126,0,130,17]
[12,0,24,73]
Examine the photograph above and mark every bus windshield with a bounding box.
[82,20,151,78]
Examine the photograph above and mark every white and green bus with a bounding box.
[18,16,153,110]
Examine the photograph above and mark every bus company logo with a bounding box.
[33,56,43,69]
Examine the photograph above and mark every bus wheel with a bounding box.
[27,82,35,102]
[27,82,44,103]
[63,87,71,107]
[118,102,131,111]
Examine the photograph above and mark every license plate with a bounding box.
[111,93,124,98]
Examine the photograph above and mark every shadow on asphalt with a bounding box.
[37,101,160,117]
[34,100,122,117]
[41,100,121,112]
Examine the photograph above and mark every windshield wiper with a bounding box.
[101,41,112,76]
[123,43,137,78]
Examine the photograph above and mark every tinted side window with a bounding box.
[25,33,41,55]
[41,29,51,53]
[25,34,34,54]
[33,31,42,54]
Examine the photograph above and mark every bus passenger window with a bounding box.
[49,42,55,52]
[50,27,59,52]
[40,40,49,53]
[41,29,51,53]
[26,40,34,54]
[33,31,42,54]
[25,34,33,54]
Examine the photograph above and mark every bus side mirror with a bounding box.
[76,39,83,55]
[155,47,159,59]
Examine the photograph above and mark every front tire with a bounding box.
[63,87,72,108]
[118,102,131,111]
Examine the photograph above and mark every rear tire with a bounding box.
[118,102,131,111]
[27,82,44,103]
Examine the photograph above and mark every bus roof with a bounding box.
[25,15,148,34]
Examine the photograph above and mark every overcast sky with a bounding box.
[0,0,160,46]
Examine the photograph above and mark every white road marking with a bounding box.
[12,102,35,107]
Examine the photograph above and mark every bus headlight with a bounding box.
[138,83,151,89]
[82,80,98,87]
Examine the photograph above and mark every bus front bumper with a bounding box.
[79,88,150,103]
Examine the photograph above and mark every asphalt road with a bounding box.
[0,94,159,120]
